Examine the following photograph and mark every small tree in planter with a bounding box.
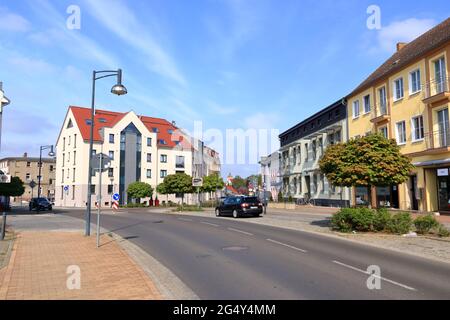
[127,182,153,205]
[163,173,194,210]
[319,134,413,208]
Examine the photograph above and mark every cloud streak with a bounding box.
[0,7,31,32]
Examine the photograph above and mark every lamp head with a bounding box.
[48,145,55,157]
[111,68,127,96]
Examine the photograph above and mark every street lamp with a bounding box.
[85,69,127,236]
[37,145,55,211]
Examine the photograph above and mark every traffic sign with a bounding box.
[29,180,36,189]
[192,177,203,187]
[91,153,111,172]
[0,171,11,183]
[64,185,69,191]
[112,193,120,201]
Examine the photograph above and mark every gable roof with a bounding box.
[68,106,190,148]
[350,17,450,96]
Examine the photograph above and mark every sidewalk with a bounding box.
[0,231,162,300]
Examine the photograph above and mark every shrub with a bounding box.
[123,202,147,208]
[386,212,412,234]
[330,208,355,233]
[437,225,450,238]
[288,195,293,203]
[351,207,376,231]
[374,208,392,232]
[277,192,283,202]
[414,215,439,235]
[172,204,203,212]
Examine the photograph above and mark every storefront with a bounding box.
[436,167,450,212]
[354,185,399,208]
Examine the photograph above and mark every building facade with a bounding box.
[278,99,351,207]
[0,153,56,202]
[259,151,281,201]
[347,17,450,212]
[55,106,220,207]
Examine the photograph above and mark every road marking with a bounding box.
[200,221,219,227]
[227,227,253,236]
[266,238,307,253]
[177,217,193,222]
[332,260,417,291]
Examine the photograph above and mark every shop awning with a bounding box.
[413,158,450,167]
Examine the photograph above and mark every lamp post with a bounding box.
[85,69,127,236]
[37,145,55,203]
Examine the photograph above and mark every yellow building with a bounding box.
[347,17,450,213]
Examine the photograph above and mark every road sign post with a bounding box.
[112,193,120,211]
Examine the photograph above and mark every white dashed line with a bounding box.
[332,260,417,291]
[200,221,219,227]
[177,218,193,222]
[266,238,307,253]
[227,227,254,236]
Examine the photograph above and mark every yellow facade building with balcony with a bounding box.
[347,17,450,213]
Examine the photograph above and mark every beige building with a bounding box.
[55,106,220,207]
[0,153,56,202]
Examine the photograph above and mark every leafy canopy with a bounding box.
[0,177,25,197]
[163,173,194,195]
[127,181,153,200]
[201,173,225,193]
[319,134,414,187]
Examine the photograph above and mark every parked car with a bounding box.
[29,197,53,212]
[215,196,263,218]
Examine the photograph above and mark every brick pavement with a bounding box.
[0,231,162,300]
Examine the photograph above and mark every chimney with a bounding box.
[23,152,28,158]
[396,42,407,52]
[171,120,176,126]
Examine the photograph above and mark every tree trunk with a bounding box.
[367,185,372,209]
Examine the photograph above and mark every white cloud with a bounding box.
[7,55,56,74]
[0,7,31,32]
[83,0,186,86]
[207,100,238,115]
[376,18,437,53]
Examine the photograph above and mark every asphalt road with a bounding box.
[63,209,450,300]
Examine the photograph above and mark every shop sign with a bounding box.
[437,168,449,176]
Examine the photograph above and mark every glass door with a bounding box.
[434,57,446,94]
[437,109,449,147]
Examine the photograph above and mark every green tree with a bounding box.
[127,181,153,204]
[163,173,194,205]
[0,177,25,197]
[201,173,225,195]
[319,134,414,208]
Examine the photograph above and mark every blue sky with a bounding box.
[0,0,449,177]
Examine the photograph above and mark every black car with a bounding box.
[29,198,53,212]
[215,196,263,218]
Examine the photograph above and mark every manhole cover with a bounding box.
[222,246,248,251]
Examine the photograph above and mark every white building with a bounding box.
[259,151,281,201]
[55,106,220,207]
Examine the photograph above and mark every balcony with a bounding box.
[423,77,450,105]
[424,129,450,152]
[370,103,390,124]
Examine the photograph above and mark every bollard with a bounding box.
[1,211,6,240]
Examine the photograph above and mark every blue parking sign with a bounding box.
[113,193,120,201]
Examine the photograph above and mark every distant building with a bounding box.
[55,106,220,207]
[278,99,351,207]
[0,153,56,202]
[259,151,281,201]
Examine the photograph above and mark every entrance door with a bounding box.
[434,57,446,94]
[437,109,449,147]
[410,176,418,211]
[438,176,450,212]
[390,185,399,209]
[305,176,311,200]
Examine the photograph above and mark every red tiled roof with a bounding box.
[69,106,190,148]
[350,17,450,96]
[225,185,239,195]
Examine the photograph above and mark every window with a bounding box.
[109,134,115,143]
[61,170,64,183]
[62,154,65,167]
[176,156,185,168]
[67,169,69,179]
[147,137,152,147]
[152,127,159,133]
[63,137,65,151]
[147,153,152,163]
[90,185,96,194]
[312,140,317,160]
[92,149,96,156]
[394,77,404,101]
[378,87,387,109]
[335,130,341,143]
[146,169,152,178]
[72,168,75,182]
[160,154,167,163]
[379,126,388,138]
[26,162,31,167]
[304,144,308,161]
[352,100,360,118]
[109,151,114,160]
[72,185,75,200]
[160,170,167,178]
[73,151,76,165]
[67,152,70,163]
[74,134,77,148]
[50,165,54,172]
[411,115,424,141]
[107,185,113,194]
[168,129,174,134]
[159,139,167,145]
[61,186,64,200]
[409,69,421,94]
[363,95,371,113]
[396,121,407,145]
[108,168,114,178]
[68,135,71,146]
[49,179,53,185]
[26,173,30,180]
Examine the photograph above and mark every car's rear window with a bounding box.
[243,197,259,204]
